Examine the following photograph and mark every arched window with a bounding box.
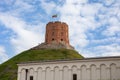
[30,76,33,80]
[26,69,28,80]
[73,74,77,80]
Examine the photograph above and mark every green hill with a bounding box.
[0,49,83,80]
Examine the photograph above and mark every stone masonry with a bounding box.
[45,21,69,45]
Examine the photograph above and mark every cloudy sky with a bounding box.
[0,0,120,63]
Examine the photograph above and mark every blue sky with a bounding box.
[0,0,120,63]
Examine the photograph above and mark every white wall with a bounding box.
[18,57,120,80]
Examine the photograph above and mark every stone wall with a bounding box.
[18,56,120,80]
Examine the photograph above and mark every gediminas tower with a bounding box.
[45,21,69,45]
[32,21,74,49]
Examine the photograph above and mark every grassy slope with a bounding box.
[0,49,83,80]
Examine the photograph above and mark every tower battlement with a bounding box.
[46,21,67,25]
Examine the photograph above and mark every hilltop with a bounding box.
[0,49,83,80]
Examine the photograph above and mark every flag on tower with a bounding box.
[52,14,57,18]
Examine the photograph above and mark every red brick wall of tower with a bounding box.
[45,21,70,45]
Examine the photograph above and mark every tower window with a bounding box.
[52,38,54,41]
[30,76,33,80]
[61,39,63,41]
[73,74,77,80]
[26,69,28,80]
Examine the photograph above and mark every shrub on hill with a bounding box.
[0,49,83,80]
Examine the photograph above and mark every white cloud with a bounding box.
[58,0,120,57]
[90,37,120,44]
[82,44,120,57]
[103,26,120,36]
[98,44,120,56]
[40,0,57,14]
[0,12,44,53]
[102,0,117,6]
[0,0,14,5]
[58,0,101,48]
[2,0,36,18]
[0,46,9,63]
[102,16,120,36]
[14,0,35,12]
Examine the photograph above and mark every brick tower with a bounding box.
[45,21,69,45]
[32,21,74,49]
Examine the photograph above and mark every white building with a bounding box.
[17,56,120,80]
